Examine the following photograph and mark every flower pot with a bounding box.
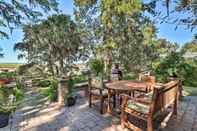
[0,112,10,128]
[66,97,76,107]
[0,78,10,85]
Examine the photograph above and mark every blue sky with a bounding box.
[0,0,196,63]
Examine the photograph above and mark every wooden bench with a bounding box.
[121,80,179,131]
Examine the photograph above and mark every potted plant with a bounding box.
[89,58,105,84]
[0,86,23,128]
[64,78,77,107]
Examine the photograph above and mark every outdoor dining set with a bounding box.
[87,71,181,131]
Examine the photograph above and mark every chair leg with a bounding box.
[173,99,177,116]
[100,97,104,114]
[89,93,92,108]
[132,91,135,97]
[147,117,153,131]
[119,96,122,106]
[121,109,126,129]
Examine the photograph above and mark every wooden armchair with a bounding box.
[133,74,156,97]
[121,80,179,131]
[138,71,151,81]
[88,75,115,114]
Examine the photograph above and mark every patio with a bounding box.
[2,88,197,131]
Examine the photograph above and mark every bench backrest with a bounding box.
[150,80,179,116]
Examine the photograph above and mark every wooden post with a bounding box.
[58,78,68,106]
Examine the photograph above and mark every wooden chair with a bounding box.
[138,71,151,81]
[121,80,179,131]
[88,75,116,114]
[133,74,156,97]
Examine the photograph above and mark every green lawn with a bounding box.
[0,63,21,68]
[183,86,197,96]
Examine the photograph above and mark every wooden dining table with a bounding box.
[105,80,148,114]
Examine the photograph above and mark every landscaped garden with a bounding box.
[0,0,197,131]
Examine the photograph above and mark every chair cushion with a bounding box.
[144,91,153,99]
[90,88,108,96]
[137,91,153,103]
[91,77,104,89]
[127,101,150,114]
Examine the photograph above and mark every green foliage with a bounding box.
[72,75,87,84]
[183,86,197,96]
[15,14,83,77]
[75,0,162,73]
[182,39,197,52]
[65,78,77,102]
[39,79,58,102]
[154,51,197,87]
[0,0,58,39]
[0,72,16,79]
[89,58,105,76]
[0,86,24,113]
[32,79,51,87]
[122,71,137,80]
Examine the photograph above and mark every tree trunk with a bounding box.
[59,55,65,77]
[107,53,112,81]
[48,59,55,76]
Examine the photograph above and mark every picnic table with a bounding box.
[105,80,148,114]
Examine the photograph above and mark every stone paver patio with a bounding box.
[1,88,197,131]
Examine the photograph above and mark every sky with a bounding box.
[0,0,196,63]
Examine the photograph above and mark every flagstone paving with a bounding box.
[1,87,197,131]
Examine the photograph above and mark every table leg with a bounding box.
[132,90,135,97]
[113,91,116,108]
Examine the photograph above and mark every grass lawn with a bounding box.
[0,63,21,68]
[183,86,197,96]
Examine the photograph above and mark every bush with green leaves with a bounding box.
[0,86,24,114]
[72,75,87,84]
[0,72,16,79]
[32,79,51,87]
[154,51,197,87]
[89,58,105,76]
[39,79,58,102]
[64,78,77,103]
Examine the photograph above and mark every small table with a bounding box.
[105,80,148,114]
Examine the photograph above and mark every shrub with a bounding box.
[0,72,16,79]
[0,86,24,113]
[72,75,87,84]
[154,51,197,87]
[39,79,58,102]
[64,78,77,106]
[32,79,51,87]
[89,58,105,76]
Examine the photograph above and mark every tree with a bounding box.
[14,14,83,77]
[0,48,3,58]
[182,37,197,52]
[74,0,159,74]
[0,0,58,39]
[156,0,197,31]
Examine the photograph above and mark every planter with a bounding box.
[0,112,10,128]
[0,78,11,85]
[66,97,76,107]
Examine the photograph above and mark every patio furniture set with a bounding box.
[88,72,180,131]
